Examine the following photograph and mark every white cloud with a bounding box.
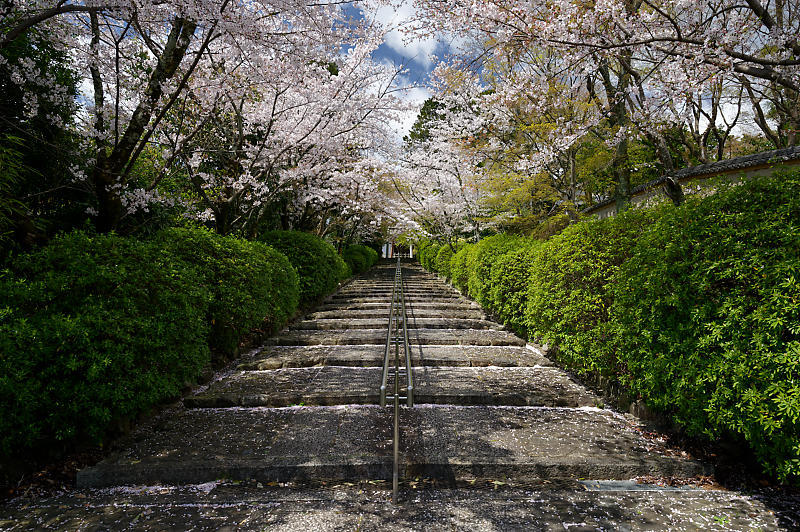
[395,84,431,134]
[371,3,439,67]
[374,59,430,139]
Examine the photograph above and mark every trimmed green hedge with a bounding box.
[0,229,301,467]
[343,247,367,274]
[259,230,349,305]
[156,227,299,356]
[0,232,210,460]
[489,239,542,337]
[361,245,380,267]
[613,174,800,482]
[343,244,379,274]
[435,243,462,280]
[417,171,800,482]
[525,208,659,377]
[418,240,440,272]
[466,234,523,307]
[450,244,473,293]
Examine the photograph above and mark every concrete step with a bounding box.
[335,285,457,292]
[326,296,464,304]
[308,309,487,320]
[76,405,708,488]
[183,367,600,408]
[238,345,553,370]
[290,318,499,331]
[315,302,479,312]
[265,329,525,347]
[3,484,789,530]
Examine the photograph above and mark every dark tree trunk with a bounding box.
[90,16,196,232]
[613,137,632,213]
[92,166,124,233]
[663,177,685,205]
[649,131,685,206]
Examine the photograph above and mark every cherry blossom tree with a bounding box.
[1,0,406,233]
[393,79,491,242]
[412,0,799,211]
[413,0,799,91]
[158,35,407,235]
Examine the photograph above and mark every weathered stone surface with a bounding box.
[238,345,553,370]
[310,308,487,320]
[77,405,705,488]
[290,317,500,331]
[333,287,459,296]
[184,366,600,408]
[266,329,525,346]
[2,484,794,531]
[326,295,463,304]
[315,301,481,312]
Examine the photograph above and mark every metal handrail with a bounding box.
[378,256,414,503]
[379,265,398,406]
[399,272,413,407]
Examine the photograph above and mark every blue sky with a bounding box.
[347,2,458,134]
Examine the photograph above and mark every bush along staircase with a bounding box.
[6,259,794,529]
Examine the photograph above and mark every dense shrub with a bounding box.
[415,238,430,259]
[342,247,367,274]
[466,234,524,307]
[613,174,800,481]
[0,228,305,467]
[524,208,659,377]
[0,232,211,460]
[418,173,800,481]
[529,212,572,240]
[156,227,299,355]
[343,244,378,274]
[419,241,441,271]
[259,230,349,305]
[358,244,380,266]
[488,239,542,336]
[434,243,461,279]
[450,244,473,293]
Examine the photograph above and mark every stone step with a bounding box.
[346,281,447,286]
[238,345,553,370]
[337,283,455,290]
[290,318,499,331]
[330,292,460,300]
[77,405,707,488]
[344,287,449,293]
[183,366,600,408]
[343,278,445,283]
[265,329,525,347]
[327,296,464,304]
[314,302,480,312]
[4,484,787,530]
[334,293,456,300]
[309,309,487,320]
[348,278,442,284]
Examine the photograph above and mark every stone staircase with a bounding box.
[77,261,706,488]
[2,260,794,530]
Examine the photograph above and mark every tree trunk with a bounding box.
[649,131,685,206]
[599,57,634,214]
[613,136,632,213]
[93,165,124,233]
[90,16,196,232]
